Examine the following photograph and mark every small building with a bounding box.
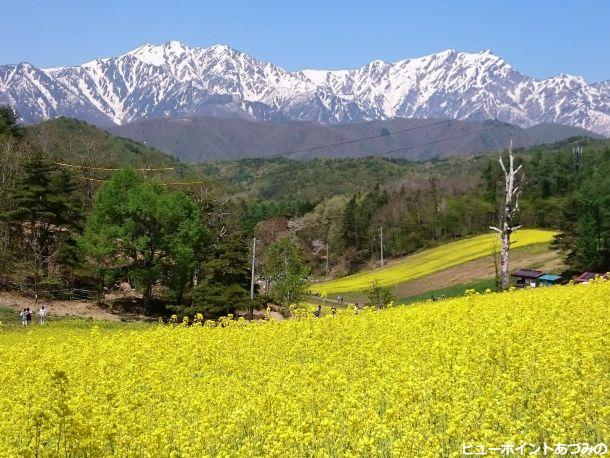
[513,269,544,287]
[574,271,609,284]
[537,274,562,286]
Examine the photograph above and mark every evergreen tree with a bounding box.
[575,213,602,270]
[0,106,24,139]
[1,151,82,293]
[188,227,251,317]
[572,161,610,271]
[341,195,358,249]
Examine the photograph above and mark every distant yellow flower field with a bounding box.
[0,279,608,456]
[311,229,557,294]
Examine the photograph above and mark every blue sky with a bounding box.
[2,0,609,82]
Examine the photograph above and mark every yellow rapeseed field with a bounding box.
[1,280,608,457]
[310,229,557,294]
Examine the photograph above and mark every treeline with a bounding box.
[0,108,319,318]
[1,108,608,317]
[287,137,610,275]
[0,109,257,317]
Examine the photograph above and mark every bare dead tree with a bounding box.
[491,234,501,291]
[0,137,24,282]
[77,131,108,208]
[490,141,524,289]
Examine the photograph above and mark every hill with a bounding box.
[17,118,610,207]
[26,117,185,169]
[525,122,604,144]
[310,229,557,295]
[108,116,603,162]
[190,135,610,203]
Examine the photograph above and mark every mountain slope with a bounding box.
[108,116,602,162]
[524,122,604,144]
[24,117,187,171]
[1,41,609,135]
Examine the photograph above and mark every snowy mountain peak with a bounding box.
[206,44,232,53]
[122,41,190,66]
[1,42,608,135]
[166,39,187,48]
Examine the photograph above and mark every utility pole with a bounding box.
[250,237,256,300]
[573,146,583,185]
[325,242,329,276]
[379,226,384,267]
[248,237,256,321]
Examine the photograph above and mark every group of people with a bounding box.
[313,304,340,318]
[19,305,48,325]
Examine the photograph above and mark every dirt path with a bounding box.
[0,292,146,322]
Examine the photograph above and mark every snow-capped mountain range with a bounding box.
[1,40,609,135]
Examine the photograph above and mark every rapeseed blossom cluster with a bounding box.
[0,280,608,456]
[311,229,556,294]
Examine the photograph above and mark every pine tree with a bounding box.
[188,227,251,317]
[1,151,82,294]
[0,106,24,139]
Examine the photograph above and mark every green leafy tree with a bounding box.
[80,169,204,312]
[261,237,309,311]
[364,280,395,309]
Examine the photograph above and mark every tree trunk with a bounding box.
[499,225,511,289]
[143,284,152,314]
[490,141,524,290]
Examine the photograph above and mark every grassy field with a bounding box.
[310,229,557,295]
[396,278,497,304]
[0,280,608,456]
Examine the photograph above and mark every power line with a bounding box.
[206,124,504,186]
[373,125,502,158]
[56,162,175,171]
[66,81,609,187]
[206,118,458,162]
[75,176,105,182]
[184,79,609,164]
[70,120,586,188]
[74,175,211,186]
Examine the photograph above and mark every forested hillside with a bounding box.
[261,135,610,276]
[109,115,603,162]
[1,110,608,318]
[29,117,183,167]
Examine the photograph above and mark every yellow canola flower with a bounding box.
[310,229,556,294]
[0,279,608,456]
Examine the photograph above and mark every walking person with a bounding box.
[26,307,32,325]
[38,305,48,325]
[20,308,27,326]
